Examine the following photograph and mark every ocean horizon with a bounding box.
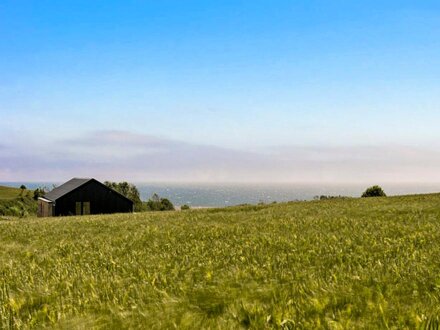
[2,181,440,207]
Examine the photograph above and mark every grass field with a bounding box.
[0,185,28,200]
[1,194,440,329]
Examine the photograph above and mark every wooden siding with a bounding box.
[38,200,54,217]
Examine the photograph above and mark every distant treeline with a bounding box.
[313,185,387,200]
[314,195,351,200]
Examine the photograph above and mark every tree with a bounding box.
[33,187,46,200]
[151,193,160,203]
[160,198,174,211]
[19,184,27,197]
[145,194,175,211]
[181,204,191,210]
[362,185,386,198]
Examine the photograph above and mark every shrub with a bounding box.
[181,204,191,210]
[362,185,386,198]
[160,198,174,211]
[19,185,27,196]
[315,195,350,200]
[33,188,46,200]
[145,194,175,211]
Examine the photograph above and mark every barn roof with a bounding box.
[43,178,134,204]
[44,178,92,201]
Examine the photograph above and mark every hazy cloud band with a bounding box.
[1,130,439,183]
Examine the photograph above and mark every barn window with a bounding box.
[83,202,90,215]
[76,202,81,215]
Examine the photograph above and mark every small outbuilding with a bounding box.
[37,178,134,217]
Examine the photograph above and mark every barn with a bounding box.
[37,178,134,217]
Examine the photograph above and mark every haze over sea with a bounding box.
[2,182,440,207]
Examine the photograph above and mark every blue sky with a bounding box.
[1,1,440,182]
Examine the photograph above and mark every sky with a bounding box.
[1,1,440,183]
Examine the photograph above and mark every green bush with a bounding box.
[315,195,350,200]
[181,204,191,210]
[361,185,386,198]
[145,193,175,211]
[33,188,46,200]
[0,197,37,217]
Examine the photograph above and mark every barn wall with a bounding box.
[38,200,54,217]
[54,181,133,216]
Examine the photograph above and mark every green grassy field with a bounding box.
[0,185,28,200]
[1,194,440,329]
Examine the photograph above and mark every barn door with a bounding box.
[76,202,81,215]
[75,202,91,215]
[83,202,90,215]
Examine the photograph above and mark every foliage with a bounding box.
[19,185,26,190]
[0,186,37,217]
[104,181,144,212]
[2,194,440,328]
[314,195,350,200]
[181,204,191,210]
[145,193,175,211]
[33,187,47,201]
[362,185,387,198]
[0,196,37,217]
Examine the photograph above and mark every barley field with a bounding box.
[1,194,440,329]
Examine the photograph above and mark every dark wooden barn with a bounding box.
[37,178,134,217]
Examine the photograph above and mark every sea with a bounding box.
[2,182,440,207]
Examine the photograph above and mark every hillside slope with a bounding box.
[1,194,440,328]
[0,185,28,200]
[0,185,36,217]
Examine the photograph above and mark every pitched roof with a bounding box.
[44,178,92,201]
